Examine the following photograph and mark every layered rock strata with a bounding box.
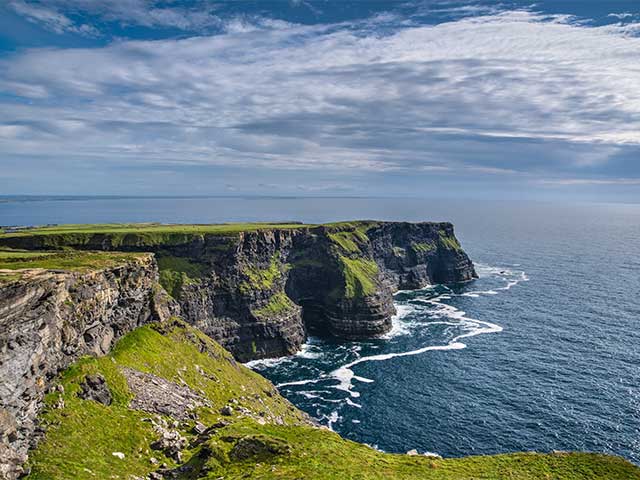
[0,255,174,478]
[0,222,476,362]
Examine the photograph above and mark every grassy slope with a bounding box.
[204,423,640,480]
[325,223,380,299]
[240,254,283,294]
[26,319,307,480]
[253,292,296,318]
[156,255,206,299]
[25,320,640,480]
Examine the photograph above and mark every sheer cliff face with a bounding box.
[0,256,175,479]
[87,221,475,361]
[367,222,477,288]
[0,221,476,363]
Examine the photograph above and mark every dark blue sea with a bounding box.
[2,196,639,463]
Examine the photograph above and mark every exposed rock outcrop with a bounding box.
[0,255,174,479]
[123,367,210,420]
[78,374,112,406]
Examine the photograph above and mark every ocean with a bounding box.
[2,196,639,463]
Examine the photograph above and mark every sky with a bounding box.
[1,1,640,201]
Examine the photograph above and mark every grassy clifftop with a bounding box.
[0,249,149,284]
[0,222,310,249]
[25,319,640,480]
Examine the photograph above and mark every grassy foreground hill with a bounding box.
[24,318,640,480]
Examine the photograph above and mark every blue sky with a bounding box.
[1,1,640,200]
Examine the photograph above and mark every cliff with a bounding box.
[0,251,176,479]
[0,221,476,362]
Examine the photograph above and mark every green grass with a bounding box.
[0,250,147,272]
[239,255,283,294]
[0,223,311,247]
[438,230,461,251]
[26,319,307,480]
[0,272,22,284]
[328,231,368,253]
[323,221,379,232]
[25,320,640,480]
[193,421,640,480]
[326,222,375,254]
[0,222,311,236]
[338,255,379,298]
[411,241,436,253]
[325,224,381,299]
[0,249,55,259]
[253,292,296,319]
[157,255,206,299]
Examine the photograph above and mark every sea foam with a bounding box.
[253,264,529,428]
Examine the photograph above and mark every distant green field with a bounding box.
[0,223,318,250]
[0,250,147,274]
[0,222,311,237]
[0,249,54,259]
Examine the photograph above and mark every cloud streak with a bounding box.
[8,0,100,36]
[1,8,640,193]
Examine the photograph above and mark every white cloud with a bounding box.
[1,9,640,181]
[540,178,640,186]
[8,0,224,34]
[9,0,99,36]
[607,13,635,20]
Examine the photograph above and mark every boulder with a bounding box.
[78,374,112,406]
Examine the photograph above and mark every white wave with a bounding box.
[329,295,503,398]
[495,271,529,291]
[381,304,417,339]
[244,336,327,368]
[326,411,341,429]
[475,263,512,277]
[457,265,529,296]
[277,378,322,388]
[423,451,442,458]
[298,391,322,399]
[297,343,324,360]
[245,356,292,368]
